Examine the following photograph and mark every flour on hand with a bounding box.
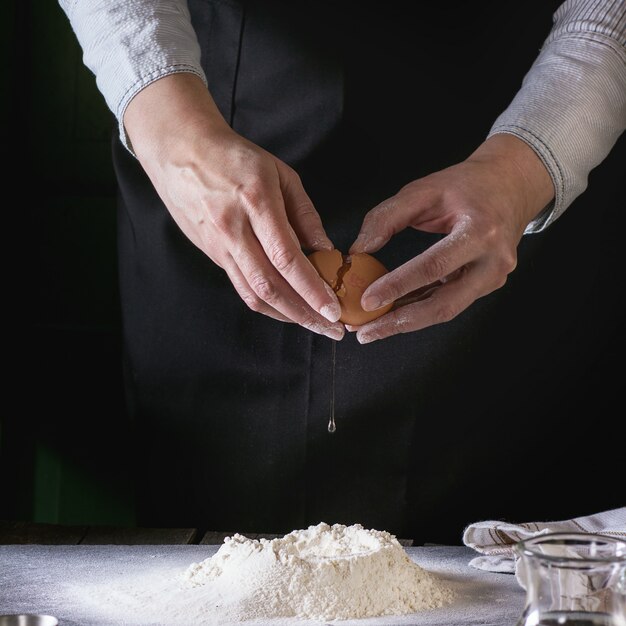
[183,522,453,621]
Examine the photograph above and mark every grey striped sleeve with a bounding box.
[59,0,207,152]
[489,0,626,233]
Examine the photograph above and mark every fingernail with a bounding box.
[326,326,345,341]
[320,303,341,323]
[350,234,368,253]
[351,234,386,254]
[362,295,381,311]
[357,332,375,345]
[321,283,342,322]
[311,234,333,250]
[323,281,338,298]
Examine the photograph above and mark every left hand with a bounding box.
[348,134,555,344]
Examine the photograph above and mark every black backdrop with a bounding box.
[5,0,625,539]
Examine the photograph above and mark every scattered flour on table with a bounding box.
[74,522,452,625]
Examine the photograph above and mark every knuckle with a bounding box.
[249,273,279,304]
[502,250,518,274]
[473,218,500,247]
[295,199,316,218]
[241,291,264,313]
[268,244,297,273]
[432,300,460,325]
[393,310,414,334]
[420,253,449,285]
[480,223,502,246]
[489,261,512,290]
[492,248,517,278]
[288,168,302,185]
[208,209,236,236]
[493,273,508,290]
[236,179,266,211]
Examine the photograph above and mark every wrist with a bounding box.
[123,72,232,165]
[467,134,555,229]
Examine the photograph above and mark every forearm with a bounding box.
[124,73,230,165]
[59,0,206,151]
[489,0,626,232]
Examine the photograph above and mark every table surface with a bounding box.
[0,544,525,625]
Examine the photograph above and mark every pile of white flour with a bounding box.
[75,522,452,624]
[183,522,452,621]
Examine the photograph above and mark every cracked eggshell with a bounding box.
[308,249,393,325]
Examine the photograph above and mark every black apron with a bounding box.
[112,0,625,543]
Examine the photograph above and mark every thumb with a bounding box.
[350,191,424,254]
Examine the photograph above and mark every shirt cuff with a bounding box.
[488,34,626,234]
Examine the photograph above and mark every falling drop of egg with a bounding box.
[328,340,337,434]
[308,249,393,435]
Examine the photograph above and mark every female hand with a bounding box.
[124,73,344,340]
[348,134,555,344]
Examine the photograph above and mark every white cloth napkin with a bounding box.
[463,506,626,574]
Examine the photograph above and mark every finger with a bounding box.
[247,193,342,324]
[193,238,292,322]
[356,263,502,343]
[349,189,432,254]
[232,223,345,340]
[221,254,293,323]
[345,280,443,332]
[344,281,443,332]
[360,219,477,311]
[277,164,333,251]
[392,280,444,308]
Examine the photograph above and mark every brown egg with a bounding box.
[308,249,393,325]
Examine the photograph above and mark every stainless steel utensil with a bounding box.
[0,616,59,626]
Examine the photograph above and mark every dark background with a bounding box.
[6,1,133,527]
[2,0,624,537]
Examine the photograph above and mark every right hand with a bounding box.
[124,73,344,340]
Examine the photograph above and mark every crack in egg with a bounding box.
[333,255,352,297]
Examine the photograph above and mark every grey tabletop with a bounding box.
[0,544,524,625]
